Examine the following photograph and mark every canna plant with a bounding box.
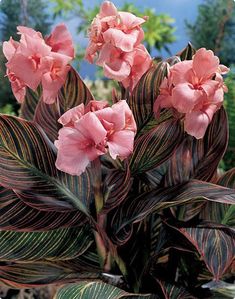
[0,1,235,298]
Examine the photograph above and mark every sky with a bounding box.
[60,0,205,78]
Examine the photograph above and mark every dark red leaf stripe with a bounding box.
[0,115,92,215]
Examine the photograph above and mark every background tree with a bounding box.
[0,0,52,113]
[186,0,235,66]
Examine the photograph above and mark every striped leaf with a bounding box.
[157,281,197,299]
[162,107,228,187]
[200,168,235,227]
[130,119,184,174]
[176,43,196,61]
[110,180,235,244]
[0,226,92,261]
[202,280,235,298]
[217,168,235,189]
[20,86,41,121]
[176,227,235,280]
[0,114,92,215]
[0,186,87,231]
[55,281,156,299]
[34,67,94,142]
[128,61,169,132]
[102,168,132,213]
[0,262,99,288]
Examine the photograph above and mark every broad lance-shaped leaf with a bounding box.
[102,167,132,213]
[20,86,41,121]
[128,61,168,132]
[0,186,88,231]
[109,180,235,245]
[174,226,235,280]
[147,107,228,188]
[200,167,235,227]
[217,167,235,189]
[130,119,184,174]
[176,43,196,61]
[0,226,92,261]
[0,114,92,215]
[34,67,94,142]
[55,281,157,299]
[0,262,100,288]
[157,280,197,299]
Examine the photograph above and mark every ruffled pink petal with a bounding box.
[107,130,135,160]
[17,26,43,39]
[3,37,19,61]
[55,112,107,176]
[171,83,203,113]
[201,80,219,97]
[218,64,230,75]
[170,60,193,85]
[103,28,142,52]
[99,1,118,18]
[55,127,91,176]
[184,111,210,139]
[111,100,137,132]
[74,112,107,146]
[192,48,219,80]
[103,59,131,81]
[121,45,152,91]
[41,54,71,104]
[202,104,218,122]
[7,53,42,90]
[58,104,85,127]
[119,11,146,28]
[46,23,75,58]
[10,78,26,103]
[85,100,109,113]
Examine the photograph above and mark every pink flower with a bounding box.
[85,1,151,91]
[94,100,137,159]
[40,52,71,104]
[3,24,74,104]
[154,48,229,139]
[97,43,152,91]
[55,112,107,176]
[85,1,146,63]
[3,37,26,103]
[55,100,136,175]
[45,23,75,59]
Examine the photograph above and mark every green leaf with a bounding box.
[0,226,92,261]
[34,67,94,142]
[128,61,168,132]
[130,119,184,174]
[20,86,41,121]
[202,280,235,298]
[0,186,87,231]
[0,114,92,215]
[110,180,235,244]
[55,281,155,299]
[176,226,235,280]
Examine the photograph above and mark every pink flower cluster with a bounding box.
[154,48,229,139]
[55,100,136,176]
[3,24,74,104]
[85,1,152,91]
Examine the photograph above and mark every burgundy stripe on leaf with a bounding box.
[176,227,235,281]
[0,115,92,215]
[130,119,184,174]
